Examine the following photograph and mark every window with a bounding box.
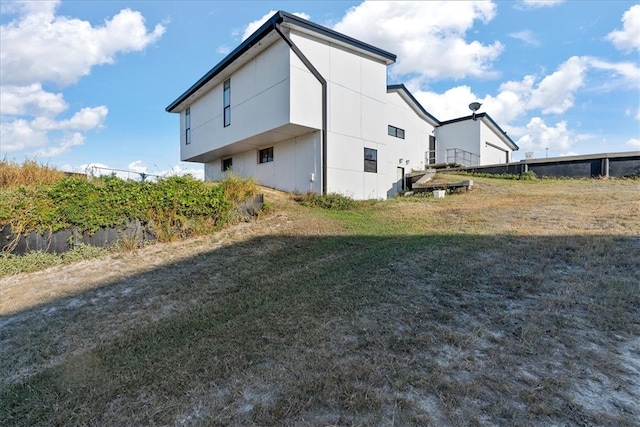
[364,147,377,173]
[222,157,232,172]
[388,125,405,139]
[185,108,191,145]
[223,79,231,127]
[259,147,273,164]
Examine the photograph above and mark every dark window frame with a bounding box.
[185,107,191,145]
[259,147,274,164]
[364,147,377,173]
[223,79,231,127]
[388,125,405,139]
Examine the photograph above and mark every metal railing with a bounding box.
[425,148,480,167]
[85,166,161,182]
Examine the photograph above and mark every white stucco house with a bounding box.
[166,11,517,199]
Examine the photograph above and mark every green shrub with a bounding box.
[457,170,537,180]
[0,173,260,251]
[295,193,358,210]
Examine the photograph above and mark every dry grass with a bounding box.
[0,159,66,188]
[1,177,639,426]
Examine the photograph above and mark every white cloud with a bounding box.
[411,57,591,123]
[0,1,165,86]
[1,106,108,156]
[241,10,310,41]
[512,117,578,153]
[627,138,640,148]
[0,119,49,152]
[606,5,640,53]
[128,160,148,174]
[34,133,85,157]
[587,57,640,89]
[509,30,541,47]
[0,1,164,159]
[0,83,67,117]
[518,0,564,9]
[217,45,231,55]
[332,1,503,81]
[528,56,588,114]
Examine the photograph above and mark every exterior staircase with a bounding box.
[412,168,437,188]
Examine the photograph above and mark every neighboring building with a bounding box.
[166,11,518,199]
[435,113,518,167]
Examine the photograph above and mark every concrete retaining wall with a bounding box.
[1,220,152,255]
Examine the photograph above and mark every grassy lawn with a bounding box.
[1,176,639,426]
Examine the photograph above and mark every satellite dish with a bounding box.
[469,102,482,120]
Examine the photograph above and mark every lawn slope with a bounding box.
[1,177,639,426]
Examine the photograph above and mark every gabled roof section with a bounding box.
[387,84,440,127]
[438,112,519,151]
[166,11,397,113]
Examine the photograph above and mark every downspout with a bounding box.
[275,24,327,194]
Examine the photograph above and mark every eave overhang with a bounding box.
[387,84,440,127]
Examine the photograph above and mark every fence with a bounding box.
[446,151,640,178]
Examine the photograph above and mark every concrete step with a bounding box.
[413,168,437,187]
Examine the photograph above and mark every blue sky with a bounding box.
[1,0,638,179]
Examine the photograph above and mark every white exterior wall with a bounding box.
[289,31,393,199]
[385,91,435,177]
[205,131,321,193]
[434,121,480,165]
[180,40,292,162]
[480,121,511,165]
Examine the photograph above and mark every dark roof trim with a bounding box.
[438,112,519,150]
[387,84,440,125]
[279,12,396,62]
[166,11,396,113]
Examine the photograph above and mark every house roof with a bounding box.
[166,11,397,113]
[387,84,440,127]
[438,112,519,151]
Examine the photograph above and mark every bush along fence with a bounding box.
[0,174,262,256]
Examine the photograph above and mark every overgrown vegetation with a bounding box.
[294,192,362,210]
[0,158,65,189]
[0,244,107,277]
[0,161,258,256]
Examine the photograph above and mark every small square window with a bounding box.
[259,147,273,164]
[222,157,232,172]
